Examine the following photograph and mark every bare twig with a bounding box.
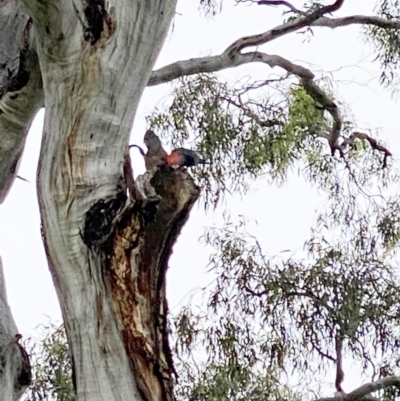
[16,175,29,182]
[257,0,300,14]
[243,284,268,297]
[313,342,336,363]
[226,0,345,55]
[221,95,284,128]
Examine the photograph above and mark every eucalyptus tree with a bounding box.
[1,1,400,401]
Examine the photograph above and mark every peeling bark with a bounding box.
[0,258,32,401]
[107,167,199,401]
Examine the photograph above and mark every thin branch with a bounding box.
[243,284,268,297]
[129,144,146,157]
[339,132,392,168]
[221,95,284,128]
[257,0,300,14]
[225,0,345,55]
[313,342,336,363]
[150,12,400,88]
[285,290,335,313]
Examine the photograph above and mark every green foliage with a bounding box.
[148,74,291,206]
[148,73,391,210]
[23,323,74,401]
[284,86,326,136]
[148,74,359,207]
[364,1,400,87]
[154,69,400,398]
[172,186,400,399]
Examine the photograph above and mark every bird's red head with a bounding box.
[165,151,183,166]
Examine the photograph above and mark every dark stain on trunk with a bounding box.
[82,0,115,45]
[82,192,127,249]
[0,18,33,98]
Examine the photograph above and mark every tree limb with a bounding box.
[149,51,314,86]
[149,50,342,150]
[150,12,400,89]
[225,0,345,55]
[315,376,400,401]
[149,7,400,156]
[148,9,400,89]
[313,15,400,30]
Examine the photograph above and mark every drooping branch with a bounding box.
[339,132,392,167]
[257,1,300,14]
[147,3,350,151]
[149,50,343,150]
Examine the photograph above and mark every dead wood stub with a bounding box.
[105,167,200,401]
[15,335,32,389]
[82,192,126,249]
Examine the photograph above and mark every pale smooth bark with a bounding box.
[30,1,183,400]
[0,0,43,203]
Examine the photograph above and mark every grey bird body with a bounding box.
[143,130,168,170]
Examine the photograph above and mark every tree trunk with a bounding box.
[0,258,31,401]
[0,1,203,400]
[0,0,43,203]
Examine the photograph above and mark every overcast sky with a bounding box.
[0,0,398,395]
